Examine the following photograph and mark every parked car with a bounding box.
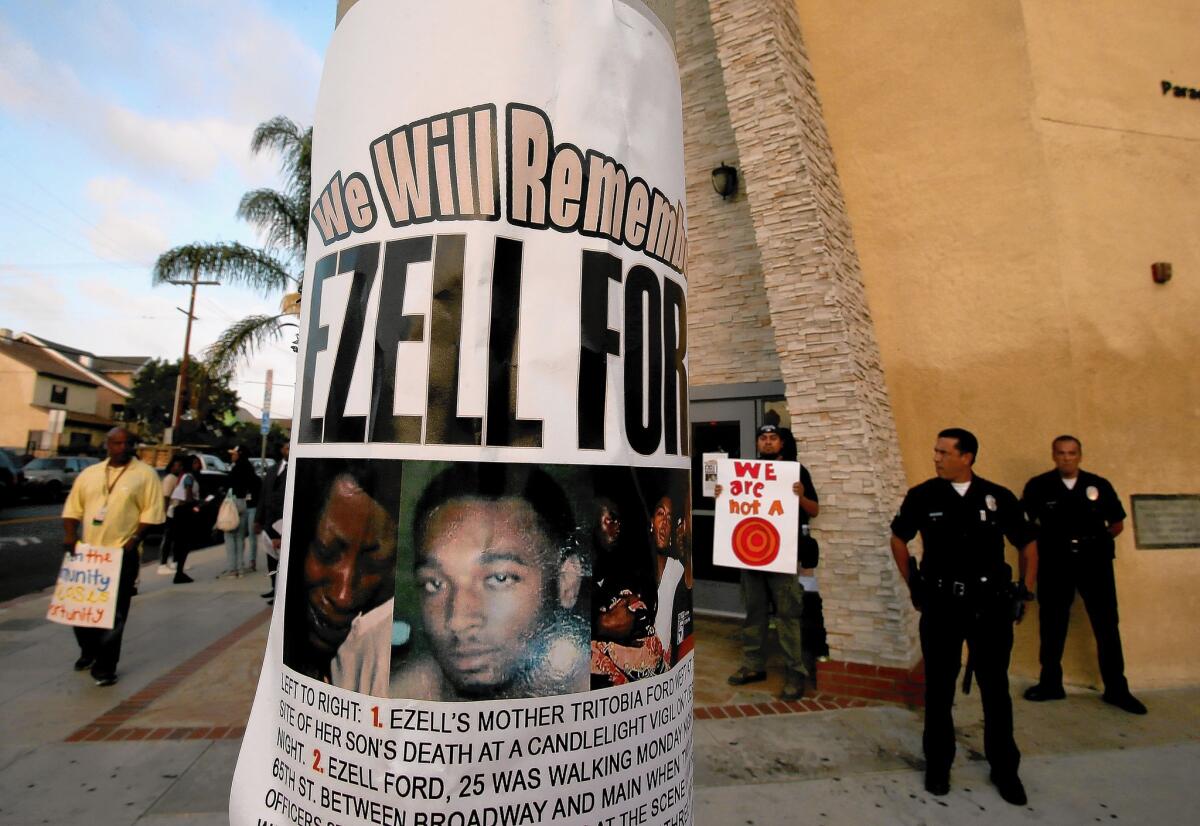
[196,453,231,474]
[0,450,25,509]
[21,456,99,502]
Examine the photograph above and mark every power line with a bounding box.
[240,379,295,388]
[0,261,150,270]
[0,191,151,268]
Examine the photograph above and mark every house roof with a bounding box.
[25,336,150,373]
[14,333,132,397]
[0,338,99,387]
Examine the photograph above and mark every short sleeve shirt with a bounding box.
[796,464,818,527]
[891,475,1032,580]
[63,458,165,548]
[1022,469,1125,557]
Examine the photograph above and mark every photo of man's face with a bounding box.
[416,496,568,696]
[596,500,622,552]
[304,475,398,656]
[652,495,674,554]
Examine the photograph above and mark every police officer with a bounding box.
[1021,435,1146,714]
[890,428,1037,805]
[722,424,819,700]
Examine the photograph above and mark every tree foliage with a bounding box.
[153,116,311,376]
[125,358,239,442]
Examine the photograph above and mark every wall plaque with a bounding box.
[1131,494,1200,549]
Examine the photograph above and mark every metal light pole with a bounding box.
[166,266,219,445]
[260,369,273,460]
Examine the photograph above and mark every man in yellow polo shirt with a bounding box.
[62,427,164,686]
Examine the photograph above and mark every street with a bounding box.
[0,502,164,603]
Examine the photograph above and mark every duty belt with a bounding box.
[929,574,999,598]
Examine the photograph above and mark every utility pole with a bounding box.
[166,265,219,445]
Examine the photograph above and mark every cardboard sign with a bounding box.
[46,543,122,629]
[713,459,800,574]
[230,2,692,824]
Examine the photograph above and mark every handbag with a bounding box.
[216,492,240,531]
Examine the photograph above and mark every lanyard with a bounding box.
[104,462,130,502]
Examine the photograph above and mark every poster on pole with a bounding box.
[46,544,122,630]
[701,452,724,498]
[230,1,692,824]
[712,459,800,574]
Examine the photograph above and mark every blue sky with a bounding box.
[0,0,335,418]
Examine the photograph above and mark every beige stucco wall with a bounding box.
[97,386,128,422]
[0,354,42,448]
[792,0,1200,688]
[32,375,97,414]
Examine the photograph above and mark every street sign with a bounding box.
[260,413,270,436]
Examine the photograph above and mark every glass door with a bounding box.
[690,399,757,615]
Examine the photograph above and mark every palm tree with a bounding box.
[153,116,311,376]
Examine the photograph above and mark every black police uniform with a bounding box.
[1022,470,1129,694]
[891,475,1033,781]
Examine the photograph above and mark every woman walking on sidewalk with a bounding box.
[157,455,185,574]
[221,446,258,578]
[169,455,202,584]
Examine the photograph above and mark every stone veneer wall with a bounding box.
[677,1,783,387]
[687,0,917,667]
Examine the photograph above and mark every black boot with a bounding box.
[990,771,1027,806]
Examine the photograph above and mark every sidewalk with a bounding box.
[1,551,1197,825]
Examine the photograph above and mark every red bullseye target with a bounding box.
[730,517,780,566]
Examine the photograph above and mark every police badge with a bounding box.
[985,494,998,511]
[1086,485,1099,501]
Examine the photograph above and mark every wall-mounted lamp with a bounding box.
[1151,262,1172,284]
[711,162,738,199]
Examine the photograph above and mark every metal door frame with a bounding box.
[689,398,758,616]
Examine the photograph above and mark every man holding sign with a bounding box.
[61,427,163,686]
[717,424,819,700]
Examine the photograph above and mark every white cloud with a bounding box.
[0,267,72,326]
[0,4,320,188]
[0,19,87,119]
[83,176,171,263]
[99,106,255,183]
[212,8,322,124]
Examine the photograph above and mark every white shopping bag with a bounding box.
[258,530,276,561]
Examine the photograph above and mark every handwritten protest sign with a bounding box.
[46,543,122,630]
[713,459,800,574]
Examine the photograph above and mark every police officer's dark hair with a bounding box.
[413,463,576,564]
[1052,434,1082,451]
[937,427,978,464]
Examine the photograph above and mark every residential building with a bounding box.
[0,329,142,454]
